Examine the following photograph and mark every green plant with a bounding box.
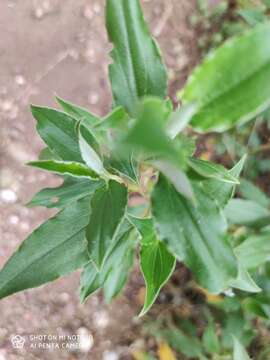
[142,259,270,359]
[1,1,270,356]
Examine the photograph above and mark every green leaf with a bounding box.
[131,218,175,316]
[238,9,267,26]
[221,312,255,349]
[86,180,128,268]
[94,106,129,132]
[79,125,105,176]
[93,107,130,148]
[160,328,203,358]
[151,160,194,201]
[242,298,269,319]
[235,232,270,269]
[166,103,197,139]
[38,147,60,160]
[27,178,103,208]
[202,155,246,207]
[28,160,99,179]
[202,321,220,354]
[152,174,237,293]
[229,264,261,293]
[0,198,90,299]
[106,0,167,115]
[31,105,83,162]
[102,221,136,302]
[79,262,100,301]
[106,156,139,183]
[239,179,270,208]
[225,199,270,227]
[180,23,270,132]
[80,220,135,302]
[120,98,182,166]
[233,338,251,360]
[56,95,99,126]
[188,158,239,184]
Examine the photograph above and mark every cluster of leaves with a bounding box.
[1,1,270,357]
[140,241,270,359]
[140,313,255,360]
[136,178,270,359]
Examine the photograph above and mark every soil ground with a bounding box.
[0,1,199,359]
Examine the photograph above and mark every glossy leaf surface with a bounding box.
[106,0,167,115]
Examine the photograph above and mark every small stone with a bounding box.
[0,100,13,112]
[8,215,19,225]
[224,289,235,297]
[85,47,95,63]
[78,327,94,353]
[58,292,70,303]
[83,5,93,20]
[34,7,44,19]
[93,3,101,14]
[20,222,30,231]
[93,310,109,329]
[68,49,79,60]
[7,143,29,162]
[15,75,26,86]
[88,93,99,105]
[0,189,17,203]
[7,2,15,8]
[103,350,119,360]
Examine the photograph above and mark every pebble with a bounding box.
[58,292,70,304]
[93,310,109,329]
[20,222,30,232]
[7,2,15,8]
[85,47,96,63]
[68,48,79,61]
[15,75,26,86]
[88,93,99,105]
[93,3,101,14]
[0,189,17,204]
[103,350,119,360]
[0,100,13,112]
[34,7,44,19]
[33,1,53,19]
[7,143,29,162]
[77,327,94,353]
[8,215,19,225]
[83,5,93,20]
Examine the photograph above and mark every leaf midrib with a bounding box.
[0,218,88,293]
[116,0,148,100]
[196,60,270,113]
